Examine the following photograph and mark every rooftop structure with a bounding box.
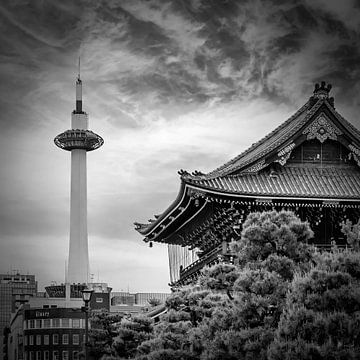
[135,81,360,287]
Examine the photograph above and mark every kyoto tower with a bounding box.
[54,70,103,285]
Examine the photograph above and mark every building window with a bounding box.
[43,319,51,328]
[24,335,28,346]
[36,351,41,360]
[53,334,59,345]
[44,335,49,345]
[53,351,59,360]
[62,334,69,345]
[35,320,42,328]
[72,319,80,328]
[53,319,60,328]
[24,321,27,330]
[29,352,34,360]
[72,352,78,360]
[62,351,68,360]
[24,351,28,360]
[29,320,35,329]
[72,334,79,345]
[62,318,70,328]
[29,335,34,346]
[44,351,49,360]
[36,335,41,345]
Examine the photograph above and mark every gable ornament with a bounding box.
[302,113,342,143]
[349,144,360,167]
[187,188,206,199]
[276,142,295,166]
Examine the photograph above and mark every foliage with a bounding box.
[147,298,162,307]
[88,310,123,359]
[268,249,360,359]
[90,211,360,359]
[88,311,153,360]
[113,315,153,359]
[235,210,314,270]
[342,219,360,250]
[135,211,316,360]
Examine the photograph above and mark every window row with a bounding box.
[25,318,86,329]
[25,350,79,360]
[25,334,83,346]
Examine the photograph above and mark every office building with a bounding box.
[0,273,37,360]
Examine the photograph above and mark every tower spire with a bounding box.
[78,56,81,81]
[76,57,82,113]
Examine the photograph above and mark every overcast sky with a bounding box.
[0,0,360,293]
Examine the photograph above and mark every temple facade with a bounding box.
[135,82,360,288]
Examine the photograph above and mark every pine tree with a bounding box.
[113,315,153,359]
[136,211,315,360]
[268,249,360,359]
[88,310,123,359]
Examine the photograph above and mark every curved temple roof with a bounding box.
[184,166,360,199]
[135,82,360,240]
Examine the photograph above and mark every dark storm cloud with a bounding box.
[0,0,80,131]
[2,0,360,127]
[109,0,360,115]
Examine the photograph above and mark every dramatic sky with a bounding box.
[1,0,360,293]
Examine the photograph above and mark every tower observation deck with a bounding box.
[54,74,103,285]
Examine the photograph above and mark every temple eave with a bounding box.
[141,185,360,246]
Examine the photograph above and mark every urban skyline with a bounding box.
[0,0,360,292]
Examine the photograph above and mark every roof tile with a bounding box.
[187,166,360,199]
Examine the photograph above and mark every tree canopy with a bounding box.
[88,210,360,359]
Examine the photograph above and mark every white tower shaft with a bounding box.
[68,148,89,284]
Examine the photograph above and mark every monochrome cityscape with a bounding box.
[1,1,360,359]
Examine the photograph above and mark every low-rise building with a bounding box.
[22,306,85,360]
[8,283,111,360]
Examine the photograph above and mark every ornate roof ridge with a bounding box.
[178,82,360,182]
[197,163,359,178]
[134,222,149,230]
[183,165,360,199]
[325,102,360,143]
[205,100,313,177]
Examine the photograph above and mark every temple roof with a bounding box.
[135,82,360,239]
[184,165,360,199]
[185,82,360,178]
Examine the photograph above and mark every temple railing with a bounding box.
[177,239,352,285]
[179,245,222,281]
[313,243,350,251]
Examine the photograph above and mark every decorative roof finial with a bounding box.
[313,81,332,99]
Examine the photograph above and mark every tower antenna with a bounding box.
[78,57,81,81]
